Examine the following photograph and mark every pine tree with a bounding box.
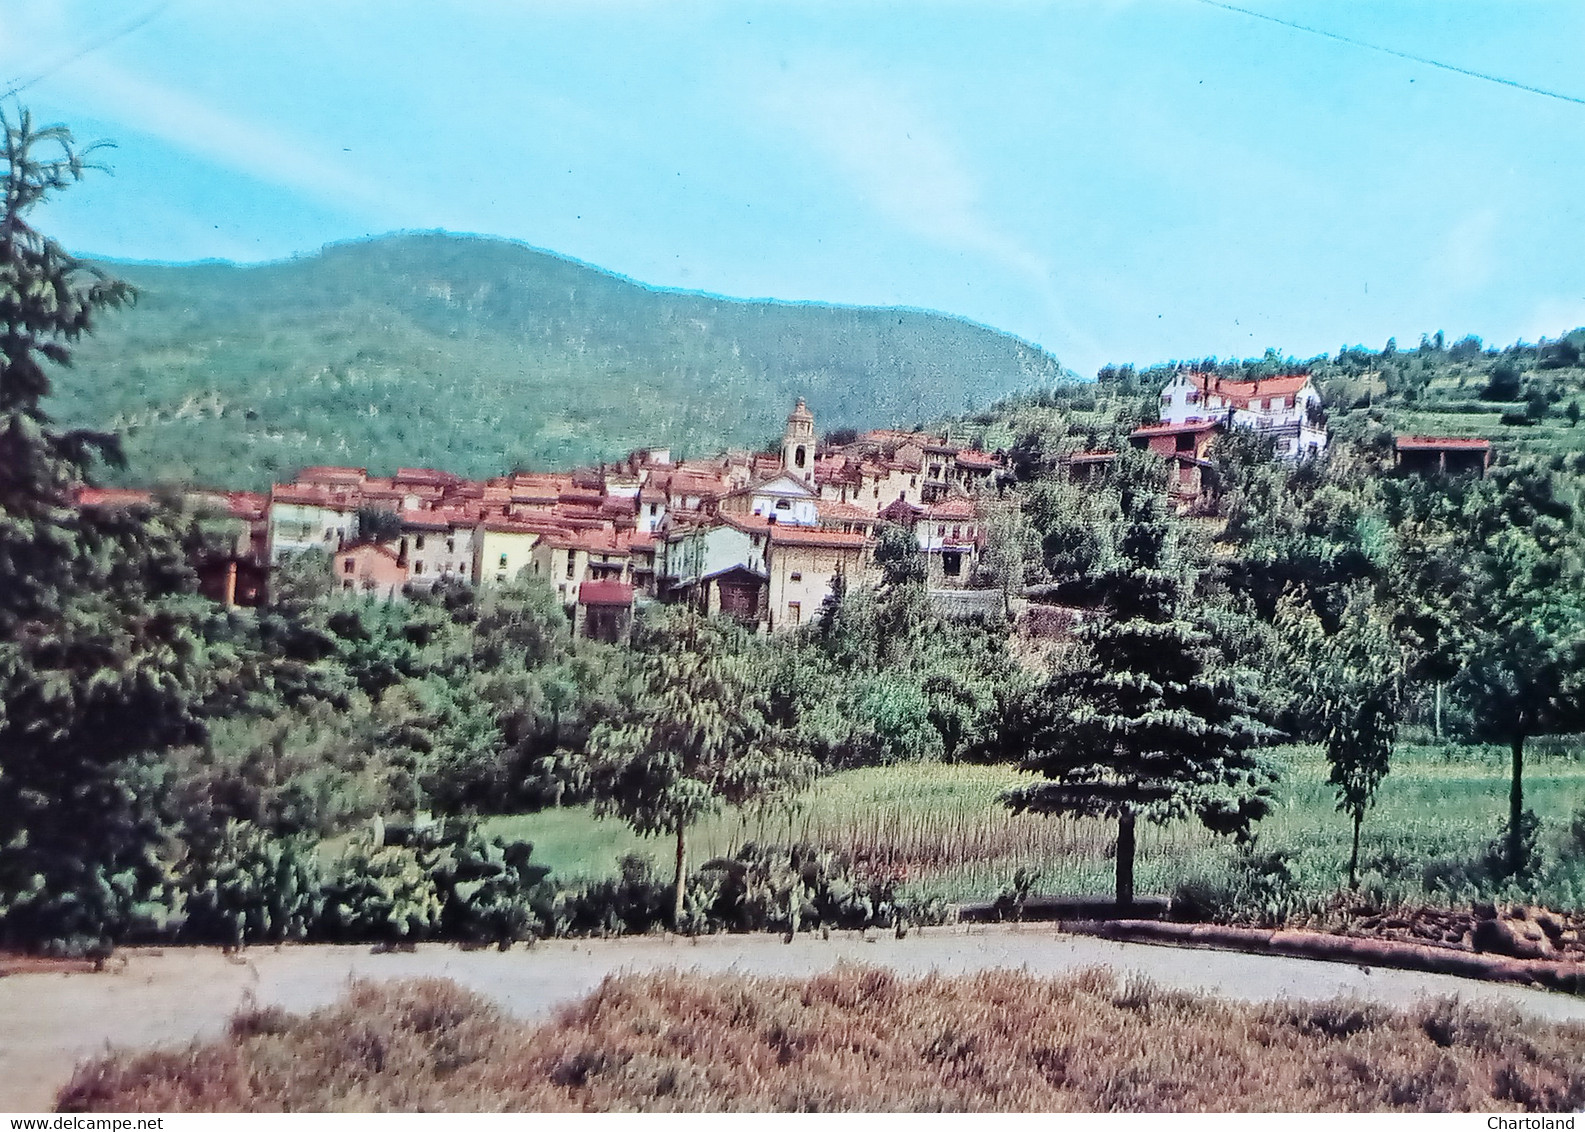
[0,111,203,951]
[1001,454,1277,905]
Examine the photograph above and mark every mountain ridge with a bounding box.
[56,232,1069,488]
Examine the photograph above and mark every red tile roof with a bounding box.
[394,467,462,485]
[1190,373,1311,407]
[579,580,635,606]
[1395,436,1492,451]
[816,501,877,523]
[955,449,997,469]
[339,541,401,562]
[768,526,874,550]
[924,498,977,521]
[295,466,367,485]
[75,486,155,509]
[271,484,361,508]
[1130,421,1222,439]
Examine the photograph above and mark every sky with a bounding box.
[2,1,1583,378]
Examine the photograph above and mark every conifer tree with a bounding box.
[1001,453,1277,905]
[0,112,203,951]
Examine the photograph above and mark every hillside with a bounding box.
[944,332,1585,464]
[54,233,1068,489]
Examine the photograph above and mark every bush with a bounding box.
[1482,809,1544,882]
[320,842,445,943]
[432,827,553,948]
[180,822,322,946]
[559,852,672,936]
[1171,849,1317,927]
[704,843,949,933]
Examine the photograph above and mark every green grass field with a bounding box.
[483,743,1585,910]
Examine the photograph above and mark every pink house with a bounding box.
[335,543,407,600]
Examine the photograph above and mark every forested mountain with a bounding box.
[54,233,1068,488]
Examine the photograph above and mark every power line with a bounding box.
[1194,0,1585,108]
[0,3,175,103]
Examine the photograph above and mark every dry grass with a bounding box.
[59,970,1585,1113]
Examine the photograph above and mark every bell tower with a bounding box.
[782,397,815,484]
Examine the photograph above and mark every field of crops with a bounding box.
[484,742,1585,910]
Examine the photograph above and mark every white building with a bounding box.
[267,485,360,563]
[717,472,821,527]
[1157,372,1326,458]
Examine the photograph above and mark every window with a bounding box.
[787,601,801,625]
[790,571,802,582]
[343,559,354,574]
[1186,391,1200,405]
[324,527,334,541]
[497,572,507,583]
[942,551,962,577]
[775,499,791,510]
[499,553,508,568]
[794,446,807,469]
[910,476,917,487]
[649,503,658,516]
[446,538,455,553]
[952,526,961,541]
[1175,432,1195,453]
[414,560,424,575]
[342,580,353,591]
[565,555,576,579]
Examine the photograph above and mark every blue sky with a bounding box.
[2,1,1582,377]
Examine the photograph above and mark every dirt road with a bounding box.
[5,923,1585,1112]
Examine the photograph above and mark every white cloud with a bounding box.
[750,55,1101,363]
[759,60,1044,279]
[70,60,431,222]
[0,6,433,225]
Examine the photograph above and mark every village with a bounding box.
[73,375,1491,639]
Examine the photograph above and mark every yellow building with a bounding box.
[474,521,545,586]
[765,525,877,632]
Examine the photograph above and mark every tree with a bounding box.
[356,505,401,544]
[874,522,925,586]
[585,611,811,926]
[1481,361,1522,402]
[1456,489,1585,875]
[1278,591,1401,888]
[0,111,209,950]
[999,454,1277,905]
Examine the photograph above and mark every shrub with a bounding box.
[704,843,949,933]
[559,853,672,936]
[320,842,445,943]
[433,827,553,948]
[1171,849,1317,926]
[180,822,322,947]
